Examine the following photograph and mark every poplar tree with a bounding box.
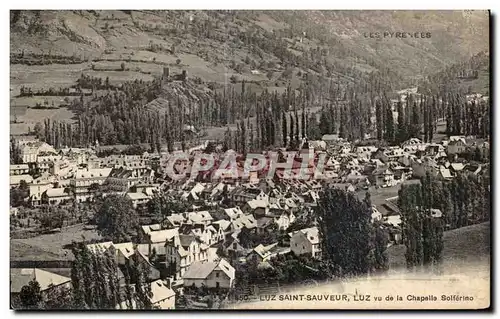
[317,187,373,277]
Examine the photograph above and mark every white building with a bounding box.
[165,234,209,279]
[116,279,175,310]
[182,258,235,289]
[289,227,322,259]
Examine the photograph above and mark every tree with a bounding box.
[33,122,44,140]
[96,195,139,243]
[123,254,154,309]
[375,99,383,140]
[266,71,274,80]
[384,103,394,144]
[10,181,29,207]
[371,221,389,273]
[279,111,287,147]
[316,187,372,277]
[398,173,444,271]
[44,285,74,309]
[38,206,68,230]
[71,242,120,309]
[319,108,332,136]
[120,62,126,71]
[18,279,43,309]
[398,184,424,269]
[176,59,181,65]
[396,101,407,143]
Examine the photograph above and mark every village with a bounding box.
[9,96,490,309]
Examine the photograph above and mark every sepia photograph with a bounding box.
[9,9,491,311]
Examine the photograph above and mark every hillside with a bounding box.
[10,10,490,136]
[387,222,491,270]
[11,10,489,83]
[419,50,490,95]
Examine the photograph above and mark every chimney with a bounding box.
[163,67,170,80]
[182,70,187,82]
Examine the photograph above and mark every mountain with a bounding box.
[9,10,490,138]
[11,10,489,85]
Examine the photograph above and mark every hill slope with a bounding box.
[387,222,490,270]
[11,10,489,82]
[10,10,490,136]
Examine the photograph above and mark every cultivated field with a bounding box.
[10,224,101,261]
[10,63,90,98]
[10,107,76,135]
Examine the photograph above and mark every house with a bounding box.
[222,207,244,220]
[50,159,78,178]
[42,188,72,205]
[20,145,38,163]
[106,167,146,192]
[147,228,180,257]
[71,168,112,203]
[302,190,320,203]
[11,268,72,300]
[18,141,56,164]
[272,210,296,231]
[181,183,205,201]
[10,174,33,189]
[438,166,454,180]
[113,242,135,265]
[401,138,424,153]
[355,146,377,161]
[391,165,412,182]
[164,234,209,279]
[244,199,268,216]
[10,164,29,176]
[126,192,151,208]
[447,139,467,155]
[425,144,445,157]
[231,188,268,205]
[371,206,383,223]
[384,214,402,227]
[182,258,235,289]
[133,184,158,197]
[289,227,321,259]
[247,243,281,263]
[86,241,114,254]
[225,231,253,258]
[139,224,162,242]
[165,213,186,228]
[116,279,175,310]
[255,216,275,234]
[344,170,367,184]
[230,214,257,232]
[411,157,439,178]
[370,167,395,188]
[450,162,466,173]
[179,224,216,246]
[149,279,176,309]
[186,211,213,225]
[211,220,232,239]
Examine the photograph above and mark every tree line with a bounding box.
[398,170,490,270]
[12,242,156,310]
